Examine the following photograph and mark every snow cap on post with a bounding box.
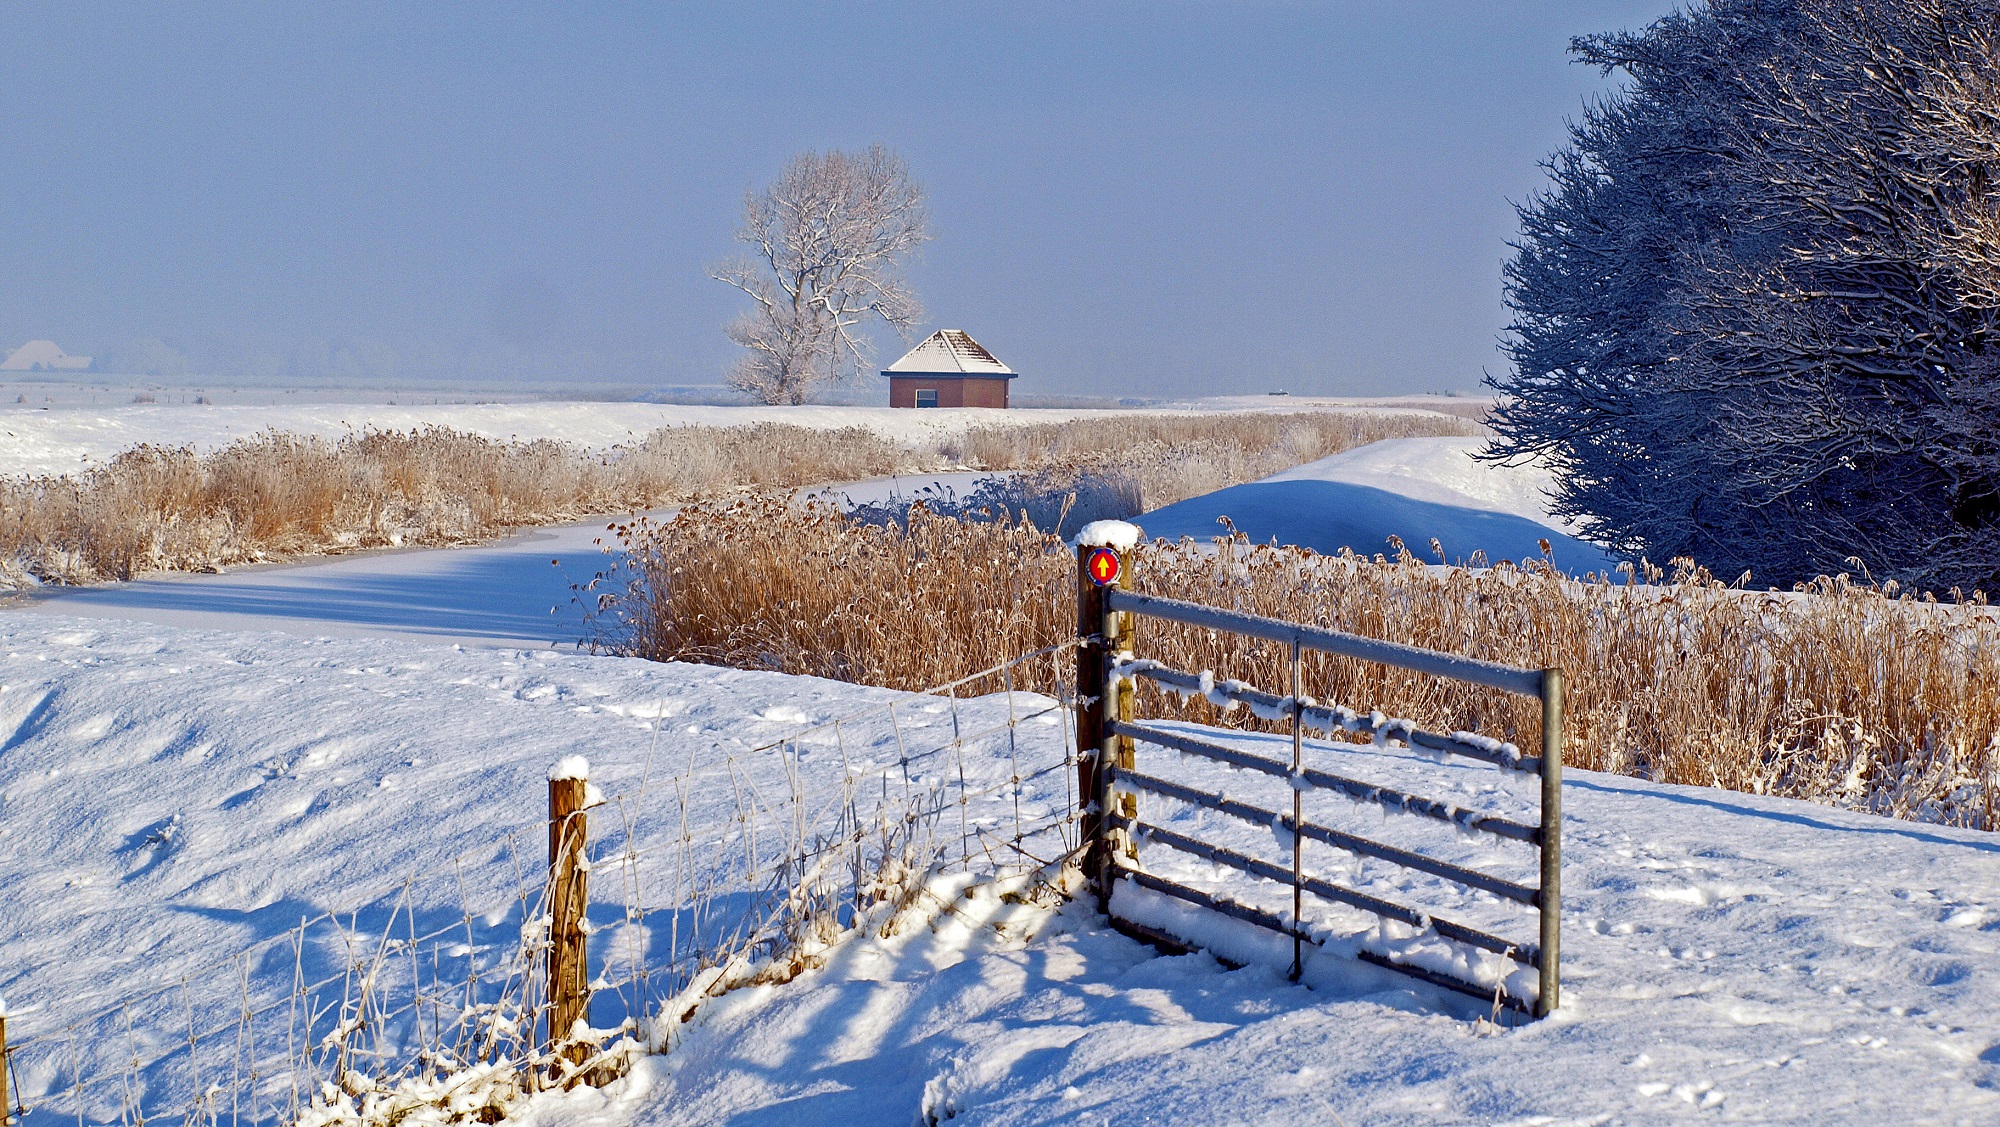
[549,755,590,782]
[1076,520,1142,550]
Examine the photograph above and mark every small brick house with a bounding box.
[883,329,1016,408]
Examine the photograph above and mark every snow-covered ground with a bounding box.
[3,513,633,647]
[5,611,2000,1123]
[0,396,1475,478]
[0,613,1070,1125]
[1139,436,1617,575]
[10,411,1989,1122]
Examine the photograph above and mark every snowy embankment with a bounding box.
[0,396,1472,479]
[1140,436,1617,575]
[4,615,2000,1123]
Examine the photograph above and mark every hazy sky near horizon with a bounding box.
[0,2,1676,396]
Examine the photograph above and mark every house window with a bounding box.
[914,388,938,408]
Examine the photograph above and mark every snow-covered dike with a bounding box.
[1140,436,1617,575]
[1264,435,1570,531]
[5,615,2000,1123]
[0,397,1468,478]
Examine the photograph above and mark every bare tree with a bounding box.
[710,146,929,405]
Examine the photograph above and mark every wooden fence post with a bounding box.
[547,759,592,1069]
[1076,543,1110,907]
[1110,559,1136,869]
[1076,526,1137,912]
[1537,668,1564,1019]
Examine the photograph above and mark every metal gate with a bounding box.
[1073,533,1564,1018]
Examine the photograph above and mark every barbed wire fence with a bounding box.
[0,641,1081,1127]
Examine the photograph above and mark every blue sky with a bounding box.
[0,2,1674,395]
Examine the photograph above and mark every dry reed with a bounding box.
[0,424,923,584]
[601,501,2000,830]
[0,409,1476,586]
[955,411,1485,509]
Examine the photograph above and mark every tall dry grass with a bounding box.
[955,411,1485,509]
[592,500,1075,685]
[0,424,922,584]
[600,501,2000,830]
[0,409,1477,586]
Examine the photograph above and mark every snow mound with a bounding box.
[1139,436,1616,575]
[1266,436,1565,527]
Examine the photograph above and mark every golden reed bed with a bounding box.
[0,410,1477,585]
[602,500,2000,831]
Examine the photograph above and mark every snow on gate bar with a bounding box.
[1071,522,1565,1017]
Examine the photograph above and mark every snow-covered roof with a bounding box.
[883,329,1016,378]
[1,339,90,371]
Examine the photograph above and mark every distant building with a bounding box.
[1,340,91,371]
[883,329,1016,408]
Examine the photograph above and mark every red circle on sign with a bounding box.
[1087,547,1122,586]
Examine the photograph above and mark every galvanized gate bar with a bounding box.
[1109,720,1542,844]
[1118,867,1300,941]
[1112,767,1540,905]
[1351,950,1534,1015]
[1114,818,1538,966]
[1106,590,1547,698]
[1539,670,1564,1016]
[1127,664,1541,774]
[1113,868,1536,1014]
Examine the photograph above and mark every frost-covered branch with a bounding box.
[1488,0,2000,591]
[708,146,930,405]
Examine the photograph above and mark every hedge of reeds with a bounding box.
[597,499,2000,830]
[0,410,1480,586]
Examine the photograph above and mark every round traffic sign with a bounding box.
[1086,546,1122,587]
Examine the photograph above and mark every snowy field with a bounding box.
[0,395,1478,478]
[9,406,1993,1122]
[3,615,2000,1124]
[0,613,1074,1125]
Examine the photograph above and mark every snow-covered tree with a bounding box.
[711,146,929,405]
[1489,0,2000,591]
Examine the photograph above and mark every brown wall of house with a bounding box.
[888,376,1010,408]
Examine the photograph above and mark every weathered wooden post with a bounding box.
[547,757,593,1068]
[1075,542,1109,898]
[1537,668,1564,1019]
[1075,521,1138,911]
[1109,553,1137,869]
[1289,642,1305,982]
